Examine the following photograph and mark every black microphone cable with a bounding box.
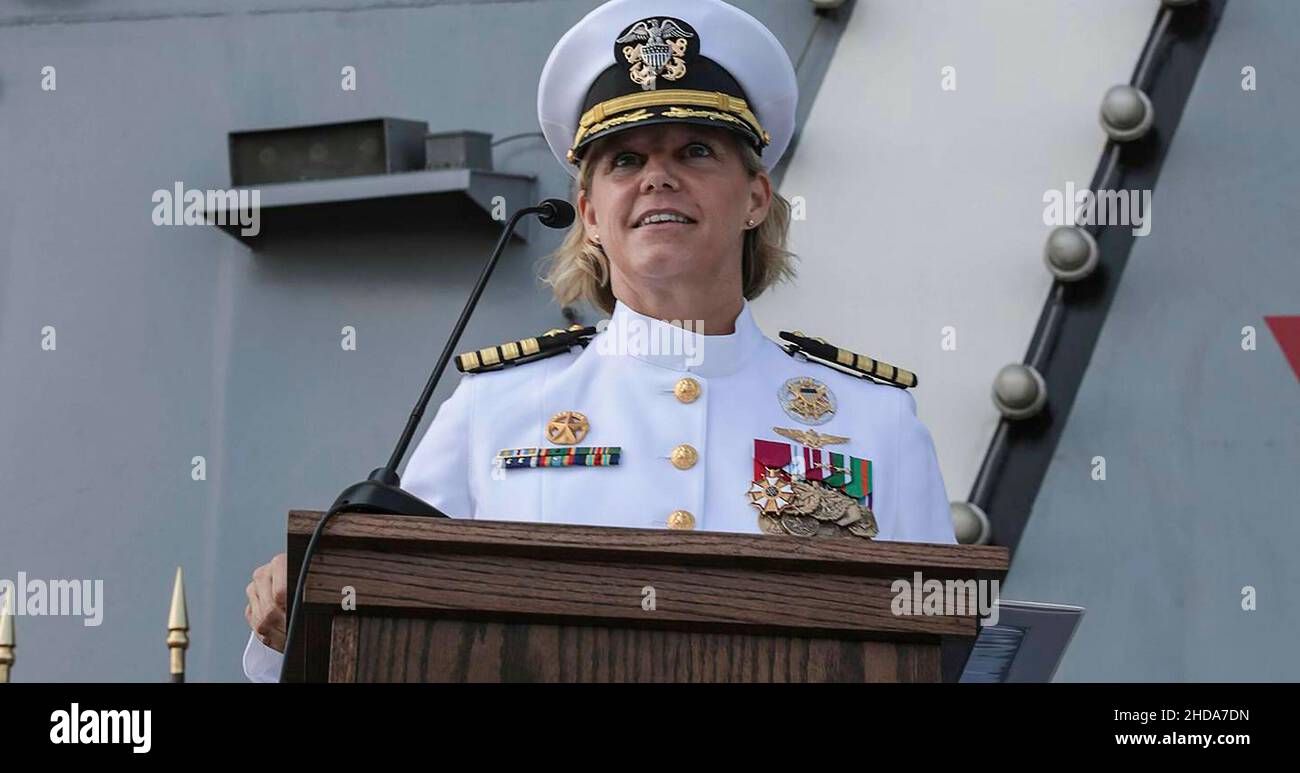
[277,500,350,679]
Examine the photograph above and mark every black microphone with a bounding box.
[330,197,575,518]
[278,197,576,681]
[537,197,576,229]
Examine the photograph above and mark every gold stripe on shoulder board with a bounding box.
[778,330,918,389]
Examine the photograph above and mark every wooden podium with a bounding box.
[282,510,1009,683]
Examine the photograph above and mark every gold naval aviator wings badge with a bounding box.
[772,426,850,449]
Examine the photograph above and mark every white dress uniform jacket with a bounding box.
[244,300,956,681]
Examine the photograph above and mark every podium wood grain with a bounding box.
[284,510,1008,683]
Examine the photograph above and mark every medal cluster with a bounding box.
[748,467,878,540]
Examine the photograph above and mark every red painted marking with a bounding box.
[1265,316,1300,383]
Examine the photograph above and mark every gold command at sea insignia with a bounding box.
[546,411,589,445]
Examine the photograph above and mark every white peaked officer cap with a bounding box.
[537,0,799,178]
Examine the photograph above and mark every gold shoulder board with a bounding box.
[455,323,597,374]
[778,330,918,389]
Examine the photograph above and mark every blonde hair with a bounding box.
[541,135,796,315]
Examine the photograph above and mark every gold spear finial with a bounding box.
[0,586,15,683]
[166,566,189,683]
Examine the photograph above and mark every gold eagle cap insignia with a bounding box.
[615,17,695,90]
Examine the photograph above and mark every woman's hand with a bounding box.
[245,553,287,652]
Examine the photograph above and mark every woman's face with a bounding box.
[578,123,771,298]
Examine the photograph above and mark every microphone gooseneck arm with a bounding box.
[383,200,564,476]
[279,198,575,682]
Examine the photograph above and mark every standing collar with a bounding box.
[597,299,767,378]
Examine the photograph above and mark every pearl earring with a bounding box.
[746,219,756,228]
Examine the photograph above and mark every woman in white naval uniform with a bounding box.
[243,0,956,682]
[399,301,954,540]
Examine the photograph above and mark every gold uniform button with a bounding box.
[674,377,701,404]
[670,444,698,470]
[668,510,696,530]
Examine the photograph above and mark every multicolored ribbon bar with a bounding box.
[496,446,621,469]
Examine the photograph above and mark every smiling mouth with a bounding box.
[634,212,697,228]
[638,220,694,229]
